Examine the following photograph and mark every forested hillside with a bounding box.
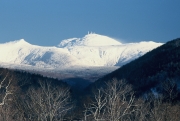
[0,68,74,121]
[88,38,180,96]
[82,38,180,121]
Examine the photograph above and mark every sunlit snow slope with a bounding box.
[0,33,163,68]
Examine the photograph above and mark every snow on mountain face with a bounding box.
[0,39,81,68]
[58,33,122,47]
[62,41,162,66]
[0,34,163,68]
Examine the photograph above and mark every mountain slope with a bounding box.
[0,39,81,68]
[0,33,163,68]
[87,38,180,96]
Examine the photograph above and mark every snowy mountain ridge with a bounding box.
[0,33,163,68]
[58,33,122,47]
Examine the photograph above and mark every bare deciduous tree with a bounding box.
[0,72,15,121]
[84,78,136,121]
[104,79,136,121]
[161,79,178,101]
[84,89,107,121]
[136,92,180,121]
[17,80,73,121]
[0,72,12,106]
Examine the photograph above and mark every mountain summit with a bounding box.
[4,39,30,46]
[58,33,122,47]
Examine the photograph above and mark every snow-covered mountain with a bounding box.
[0,33,163,68]
[58,33,122,47]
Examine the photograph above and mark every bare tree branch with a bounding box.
[0,73,12,106]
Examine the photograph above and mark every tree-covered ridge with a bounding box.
[89,38,180,96]
[0,68,73,120]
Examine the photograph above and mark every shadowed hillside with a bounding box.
[0,68,74,120]
[87,38,180,96]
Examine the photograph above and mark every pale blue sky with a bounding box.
[0,0,180,46]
